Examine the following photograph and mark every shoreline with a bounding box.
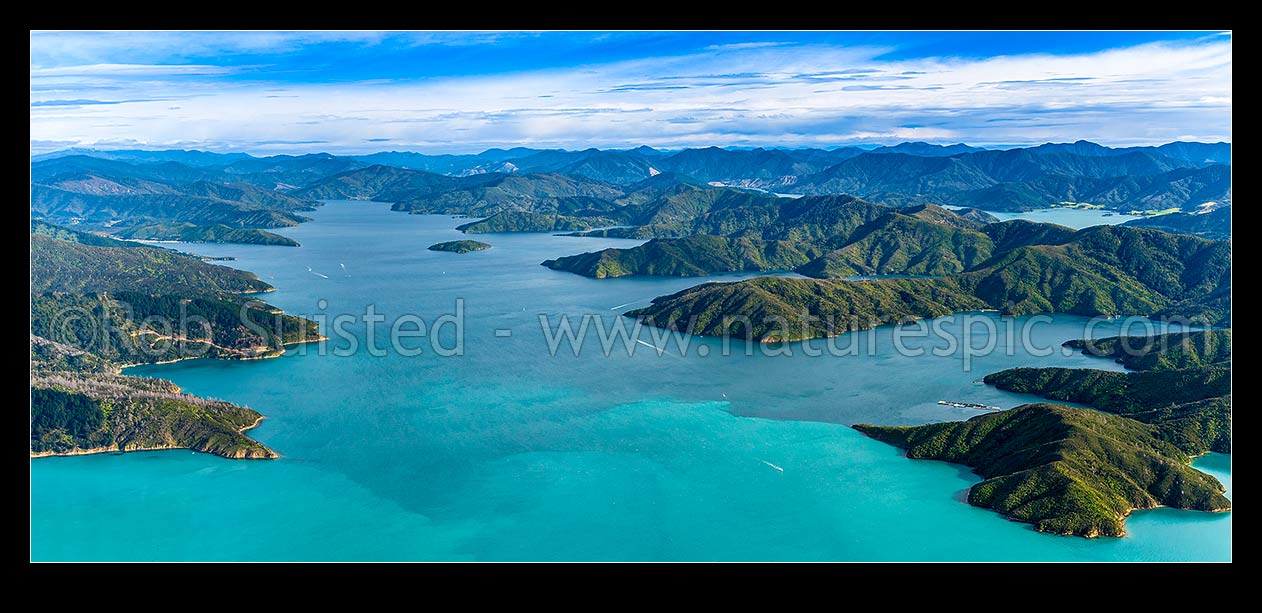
[853,426,1232,539]
[36,231,322,461]
[630,308,1189,344]
[117,335,330,370]
[30,415,275,460]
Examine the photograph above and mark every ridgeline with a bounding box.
[29,222,321,459]
[856,328,1231,537]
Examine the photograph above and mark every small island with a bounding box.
[428,239,492,253]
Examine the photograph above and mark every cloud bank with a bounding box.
[29,31,1232,154]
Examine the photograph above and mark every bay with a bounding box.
[942,204,1143,229]
[30,201,1230,561]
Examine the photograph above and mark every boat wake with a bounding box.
[937,400,1001,411]
[634,339,662,351]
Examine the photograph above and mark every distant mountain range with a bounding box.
[789,147,1229,211]
[34,140,1230,196]
[31,161,316,229]
[30,140,1230,247]
[33,140,1229,178]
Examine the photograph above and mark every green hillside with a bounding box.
[1064,329,1231,371]
[855,403,1229,537]
[29,224,321,459]
[543,235,821,278]
[629,225,1230,340]
[114,222,299,246]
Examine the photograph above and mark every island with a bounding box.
[855,328,1231,537]
[428,239,492,253]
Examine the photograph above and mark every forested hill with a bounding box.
[1123,207,1230,240]
[1063,329,1230,371]
[856,328,1231,538]
[31,233,273,295]
[32,141,1230,249]
[29,222,322,459]
[855,403,1229,537]
[36,141,1231,207]
[625,223,1230,341]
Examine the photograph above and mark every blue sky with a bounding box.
[30,31,1232,154]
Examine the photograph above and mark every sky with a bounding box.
[29,31,1232,155]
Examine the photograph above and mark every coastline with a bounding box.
[35,232,318,462]
[30,415,276,460]
[116,335,329,370]
[631,307,1180,344]
[853,425,1232,539]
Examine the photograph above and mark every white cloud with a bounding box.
[30,63,236,77]
[28,30,541,70]
[841,128,960,141]
[28,37,1232,154]
[704,42,791,51]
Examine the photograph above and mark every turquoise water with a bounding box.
[30,201,1230,561]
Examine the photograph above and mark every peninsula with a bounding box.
[624,222,1229,341]
[30,222,320,459]
[856,328,1231,537]
[32,337,277,459]
[854,403,1229,537]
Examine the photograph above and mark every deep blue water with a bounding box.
[30,202,1230,561]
